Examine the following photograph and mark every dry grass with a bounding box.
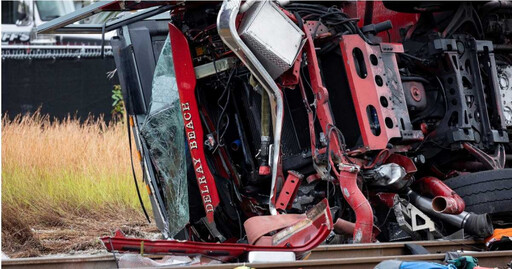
[2,112,156,257]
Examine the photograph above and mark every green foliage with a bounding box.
[112,85,125,120]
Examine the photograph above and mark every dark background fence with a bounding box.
[2,57,118,122]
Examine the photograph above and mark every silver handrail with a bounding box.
[217,0,284,215]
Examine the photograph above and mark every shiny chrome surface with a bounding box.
[238,1,305,78]
[217,0,284,215]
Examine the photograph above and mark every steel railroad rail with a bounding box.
[188,251,512,269]
[3,239,510,269]
[309,239,485,259]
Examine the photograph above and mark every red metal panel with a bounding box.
[303,24,374,243]
[102,199,333,262]
[168,23,220,223]
[276,171,303,211]
[345,1,420,43]
[339,35,403,151]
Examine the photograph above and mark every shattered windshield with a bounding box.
[36,0,75,21]
[140,35,189,237]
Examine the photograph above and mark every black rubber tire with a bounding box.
[444,169,512,215]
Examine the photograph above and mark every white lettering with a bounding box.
[189,141,198,149]
[188,131,196,140]
[181,101,214,217]
[206,204,214,213]
[198,175,207,184]
[195,164,204,174]
[201,185,210,194]
[185,121,194,130]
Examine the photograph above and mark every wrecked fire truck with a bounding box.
[39,0,512,261]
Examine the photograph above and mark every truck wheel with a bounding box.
[444,169,512,219]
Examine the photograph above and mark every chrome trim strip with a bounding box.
[217,0,284,215]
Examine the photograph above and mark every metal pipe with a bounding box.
[407,190,493,238]
[239,0,256,13]
[416,177,465,214]
[218,0,285,215]
[339,169,374,242]
[334,218,355,235]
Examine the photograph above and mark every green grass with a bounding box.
[2,168,147,216]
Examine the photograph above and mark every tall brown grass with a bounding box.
[2,112,151,256]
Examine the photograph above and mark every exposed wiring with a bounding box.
[126,116,151,223]
[214,68,236,153]
[287,3,374,45]
[325,123,350,176]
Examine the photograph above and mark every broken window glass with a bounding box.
[140,35,189,238]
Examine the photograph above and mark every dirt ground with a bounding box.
[2,210,161,258]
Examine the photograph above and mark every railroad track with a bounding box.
[309,239,485,259]
[187,251,512,269]
[3,239,511,269]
